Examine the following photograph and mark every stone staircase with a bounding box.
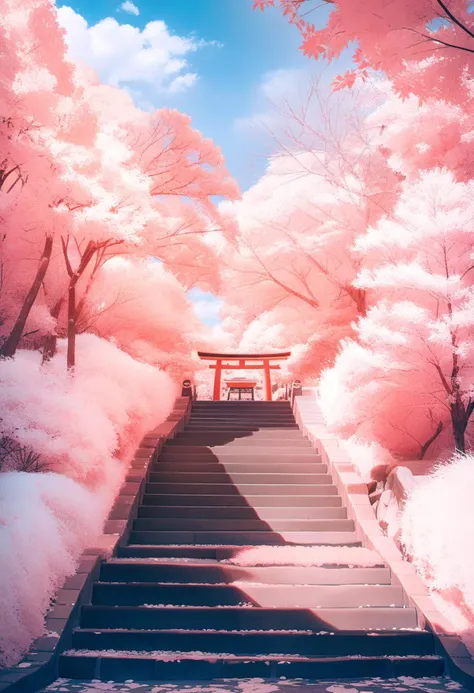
[58,401,444,681]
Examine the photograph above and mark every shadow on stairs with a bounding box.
[54,401,446,683]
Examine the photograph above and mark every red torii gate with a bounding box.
[197,351,291,401]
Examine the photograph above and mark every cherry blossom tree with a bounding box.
[0,0,76,357]
[319,169,474,456]
[218,86,400,376]
[0,0,239,372]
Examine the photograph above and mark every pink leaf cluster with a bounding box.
[258,0,474,105]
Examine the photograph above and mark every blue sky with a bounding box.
[56,0,347,325]
[57,0,341,192]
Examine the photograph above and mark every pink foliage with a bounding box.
[218,133,398,377]
[257,0,474,105]
[0,0,238,365]
[320,169,474,458]
[0,337,177,665]
[401,454,474,618]
[0,335,177,487]
[83,258,205,382]
[0,472,103,666]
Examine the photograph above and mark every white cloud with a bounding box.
[234,68,309,133]
[192,298,222,325]
[188,289,223,327]
[57,5,215,96]
[168,72,198,93]
[119,1,139,16]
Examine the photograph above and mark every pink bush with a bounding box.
[0,472,102,666]
[0,335,177,665]
[401,454,474,616]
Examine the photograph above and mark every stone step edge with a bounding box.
[58,650,444,681]
[81,605,414,617]
[73,626,424,636]
[61,649,442,660]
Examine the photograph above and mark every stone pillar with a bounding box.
[291,379,303,405]
[181,379,193,398]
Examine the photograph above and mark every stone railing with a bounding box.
[292,391,474,690]
[0,395,192,693]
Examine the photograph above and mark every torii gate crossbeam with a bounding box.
[197,351,291,401]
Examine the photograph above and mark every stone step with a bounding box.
[187,412,296,428]
[167,438,310,447]
[91,582,404,608]
[137,505,347,520]
[145,482,338,496]
[71,622,426,655]
[185,423,300,430]
[79,605,417,632]
[141,494,342,507]
[117,544,366,560]
[170,436,312,451]
[58,651,444,681]
[185,424,299,431]
[153,461,328,474]
[129,530,360,546]
[162,446,318,457]
[100,563,389,585]
[178,429,304,438]
[159,451,322,463]
[148,472,333,485]
[132,518,355,533]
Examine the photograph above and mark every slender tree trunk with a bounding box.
[61,238,98,372]
[42,297,64,363]
[419,421,443,460]
[67,280,77,371]
[0,235,53,358]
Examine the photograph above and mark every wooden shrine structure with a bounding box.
[197,351,291,401]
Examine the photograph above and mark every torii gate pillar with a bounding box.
[213,360,222,401]
[197,351,292,401]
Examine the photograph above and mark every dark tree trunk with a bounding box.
[42,297,64,363]
[0,235,53,358]
[449,394,474,453]
[451,407,467,454]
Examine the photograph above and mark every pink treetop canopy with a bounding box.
[255,0,474,104]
